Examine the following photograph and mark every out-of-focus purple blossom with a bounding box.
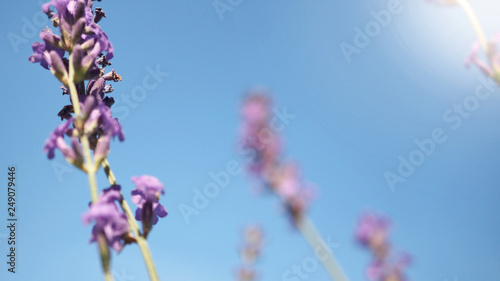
[355,213,411,281]
[466,33,500,81]
[239,92,315,224]
[240,93,281,176]
[131,175,168,236]
[82,185,129,252]
[355,213,391,248]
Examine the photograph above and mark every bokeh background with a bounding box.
[1,0,499,280]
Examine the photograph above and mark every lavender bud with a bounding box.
[87,77,105,100]
[50,50,68,85]
[71,44,86,81]
[81,38,96,51]
[71,18,86,46]
[94,7,106,23]
[59,18,72,49]
[41,31,62,48]
[103,97,115,108]
[58,105,74,120]
[74,0,87,21]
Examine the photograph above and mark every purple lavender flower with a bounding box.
[82,185,129,252]
[43,118,84,167]
[131,176,168,236]
[28,30,65,70]
[31,0,114,78]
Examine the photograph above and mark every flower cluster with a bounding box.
[32,1,167,279]
[235,225,264,281]
[240,92,315,224]
[131,175,168,237]
[33,0,124,169]
[355,213,411,281]
[82,185,129,252]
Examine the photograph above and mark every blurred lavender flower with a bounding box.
[239,92,314,224]
[131,175,168,237]
[466,33,500,81]
[82,185,130,252]
[355,213,411,281]
[235,225,264,281]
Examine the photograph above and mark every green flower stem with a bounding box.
[68,52,110,281]
[296,215,349,281]
[101,159,160,281]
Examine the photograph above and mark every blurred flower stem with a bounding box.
[67,69,99,203]
[296,215,348,281]
[101,158,160,281]
[456,0,488,51]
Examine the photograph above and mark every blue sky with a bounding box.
[1,0,499,281]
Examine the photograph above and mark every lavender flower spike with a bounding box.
[131,175,168,237]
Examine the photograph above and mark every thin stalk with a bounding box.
[101,158,160,281]
[296,215,349,281]
[456,0,488,52]
[68,52,110,280]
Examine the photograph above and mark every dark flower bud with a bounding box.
[96,53,112,68]
[58,105,74,120]
[94,7,106,23]
[85,63,101,80]
[103,97,115,108]
[51,16,60,28]
[61,85,69,95]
